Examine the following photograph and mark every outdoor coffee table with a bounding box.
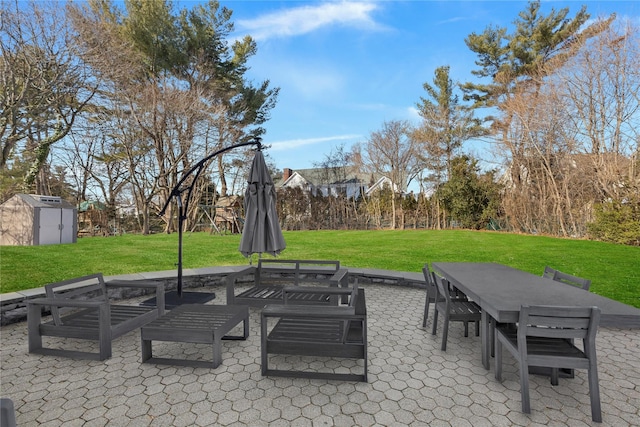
[141,304,249,368]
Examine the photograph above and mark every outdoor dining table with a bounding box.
[431,262,640,370]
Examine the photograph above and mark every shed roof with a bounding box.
[5,194,76,210]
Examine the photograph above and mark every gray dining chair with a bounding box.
[431,273,481,351]
[423,265,471,328]
[494,304,602,423]
[542,266,591,290]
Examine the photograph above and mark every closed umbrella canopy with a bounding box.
[239,150,286,258]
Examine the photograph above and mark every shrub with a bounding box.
[587,198,640,246]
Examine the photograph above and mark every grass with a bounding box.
[1,229,639,308]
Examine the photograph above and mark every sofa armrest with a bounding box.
[226,266,257,304]
[330,268,349,287]
[27,298,107,309]
[106,279,166,315]
[262,304,357,319]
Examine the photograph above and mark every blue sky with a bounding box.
[223,1,640,174]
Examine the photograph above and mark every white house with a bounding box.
[278,167,393,199]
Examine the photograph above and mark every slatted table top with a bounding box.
[142,304,248,333]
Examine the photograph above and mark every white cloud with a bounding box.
[269,134,361,151]
[437,16,470,25]
[351,102,387,111]
[237,1,383,41]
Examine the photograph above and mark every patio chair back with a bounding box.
[421,264,436,327]
[542,265,556,279]
[542,266,591,291]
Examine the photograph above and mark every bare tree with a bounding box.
[559,18,640,201]
[463,2,614,233]
[498,16,639,237]
[357,120,420,229]
[1,0,95,193]
[68,0,278,233]
[500,76,584,235]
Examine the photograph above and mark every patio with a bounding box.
[1,282,639,426]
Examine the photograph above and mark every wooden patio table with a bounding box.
[432,262,640,370]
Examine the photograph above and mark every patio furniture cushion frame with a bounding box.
[27,273,165,360]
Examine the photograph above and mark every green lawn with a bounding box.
[1,230,639,308]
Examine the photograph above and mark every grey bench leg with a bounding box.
[212,334,222,368]
[28,304,43,353]
[141,337,152,363]
[98,304,112,360]
[221,315,250,341]
[261,314,268,375]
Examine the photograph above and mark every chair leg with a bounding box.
[519,360,531,414]
[475,320,480,337]
[495,335,503,381]
[588,360,602,422]
[463,321,469,337]
[550,368,559,386]
[490,320,495,357]
[432,308,438,335]
[422,293,430,328]
[441,315,449,351]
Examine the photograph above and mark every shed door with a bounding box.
[39,208,62,245]
[60,208,74,243]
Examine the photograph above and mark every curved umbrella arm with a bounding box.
[159,138,262,217]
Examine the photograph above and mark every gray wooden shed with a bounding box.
[0,194,77,246]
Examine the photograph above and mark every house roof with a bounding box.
[278,166,386,188]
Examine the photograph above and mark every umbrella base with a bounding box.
[140,291,216,310]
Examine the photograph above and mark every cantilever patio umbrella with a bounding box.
[155,138,264,306]
[239,148,286,261]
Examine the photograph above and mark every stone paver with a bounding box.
[1,283,639,426]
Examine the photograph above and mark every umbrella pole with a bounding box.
[176,194,185,297]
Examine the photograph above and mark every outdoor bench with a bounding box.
[27,273,165,360]
[261,287,367,382]
[226,259,348,307]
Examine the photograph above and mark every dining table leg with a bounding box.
[481,311,491,370]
